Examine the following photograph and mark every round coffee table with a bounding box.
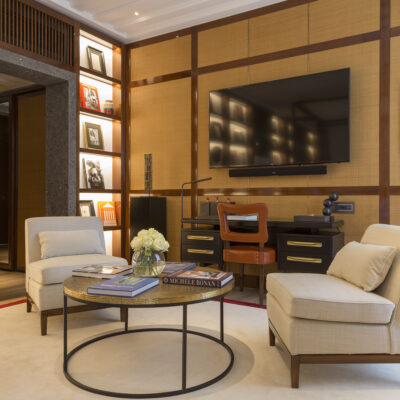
[63,268,235,398]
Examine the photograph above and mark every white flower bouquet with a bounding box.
[130,228,169,276]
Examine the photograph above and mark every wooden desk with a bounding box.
[181,217,344,273]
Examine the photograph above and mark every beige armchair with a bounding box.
[267,224,400,388]
[25,216,128,335]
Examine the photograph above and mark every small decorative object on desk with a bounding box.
[131,228,169,277]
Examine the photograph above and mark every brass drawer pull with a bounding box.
[287,256,322,264]
[187,249,214,255]
[187,235,214,241]
[287,241,323,248]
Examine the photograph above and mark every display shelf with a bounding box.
[80,189,122,194]
[80,107,121,121]
[80,67,121,85]
[104,226,122,231]
[79,148,121,157]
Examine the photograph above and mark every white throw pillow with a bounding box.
[327,241,397,291]
[38,230,104,259]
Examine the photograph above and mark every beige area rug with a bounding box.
[1,302,400,400]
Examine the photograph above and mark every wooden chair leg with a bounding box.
[239,264,244,292]
[269,326,275,347]
[26,294,32,313]
[40,311,48,336]
[291,355,300,388]
[120,307,128,322]
[259,265,265,307]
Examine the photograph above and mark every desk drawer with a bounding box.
[278,252,332,273]
[181,229,220,246]
[181,245,221,264]
[278,232,343,256]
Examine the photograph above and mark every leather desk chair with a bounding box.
[217,203,276,306]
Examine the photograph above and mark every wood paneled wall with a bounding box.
[17,93,46,268]
[129,0,397,262]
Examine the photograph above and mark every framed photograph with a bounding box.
[83,122,104,150]
[80,83,101,112]
[87,46,106,75]
[82,158,105,189]
[79,200,95,217]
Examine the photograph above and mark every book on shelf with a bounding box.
[72,265,132,279]
[98,201,117,227]
[162,262,196,274]
[87,275,159,297]
[163,270,233,288]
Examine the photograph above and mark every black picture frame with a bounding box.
[87,46,107,75]
[83,122,104,150]
[82,158,105,189]
[79,200,95,217]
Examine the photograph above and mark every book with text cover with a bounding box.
[163,270,233,288]
[73,265,132,279]
[98,201,117,227]
[87,275,159,297]
[162,262,196,274]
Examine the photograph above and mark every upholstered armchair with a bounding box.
[267,224,400,388]
[25,216,128,335]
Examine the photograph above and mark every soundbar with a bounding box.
[229,165,327,177]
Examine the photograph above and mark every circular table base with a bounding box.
[63,327,234,398]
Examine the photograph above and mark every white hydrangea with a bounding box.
[130,228,169,253]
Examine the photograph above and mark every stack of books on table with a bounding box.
[72,265,133,279]
[163,270,233,288]
[87,276,159,297]
[162,262,196,274]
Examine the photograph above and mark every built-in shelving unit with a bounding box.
[78,29,126,258]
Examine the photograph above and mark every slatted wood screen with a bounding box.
[0,0,75,69]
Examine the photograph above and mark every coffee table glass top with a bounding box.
[63,267,234,306]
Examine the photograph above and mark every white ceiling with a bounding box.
[36,0,284,43]
[0,73,34,95]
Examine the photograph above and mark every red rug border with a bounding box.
[0,299,26,309]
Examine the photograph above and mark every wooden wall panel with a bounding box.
[307,41,380,187]
[389,196,400,225]
[130,78,191,191]
[198,20,248,67]
[130,35,191,81]
[390,36,400,185]
[17,94,46,268]
[309,0,380,44]
[249,5,308,56]
[392,0,400,27]
[198,67,250,190]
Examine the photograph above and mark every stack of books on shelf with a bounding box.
[73,265,132,279]
[163,270,233,288]
[87,276,159,297]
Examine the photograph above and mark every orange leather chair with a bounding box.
[217,203,276,306]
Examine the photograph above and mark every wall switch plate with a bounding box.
[333,202,355,214]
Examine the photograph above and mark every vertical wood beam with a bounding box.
[379,0,390,223]
[191,30,198,217]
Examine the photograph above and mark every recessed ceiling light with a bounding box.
[134,11,139,16]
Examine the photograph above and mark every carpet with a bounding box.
[1,302,400,400]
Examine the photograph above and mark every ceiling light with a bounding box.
[134,11,139,16]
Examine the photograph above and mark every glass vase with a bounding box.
[132,249,166,277]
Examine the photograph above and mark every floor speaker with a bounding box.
[130,196,167,257]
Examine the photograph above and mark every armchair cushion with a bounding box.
[27,254,128,285]
[267,273,395,324]
[327,241,397,291]
[38,229,104,259]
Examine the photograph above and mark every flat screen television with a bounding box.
[209,68,350,169]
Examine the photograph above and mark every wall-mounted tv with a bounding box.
[209,68,350,169]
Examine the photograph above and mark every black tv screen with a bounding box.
[209,68,350,169]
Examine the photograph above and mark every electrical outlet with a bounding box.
[333,202,355,214]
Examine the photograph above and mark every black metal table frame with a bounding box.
[63,294,234,398]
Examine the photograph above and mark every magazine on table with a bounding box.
[163,270,233,288]
[162,262,196,274]
[87,275,159,297]
[72,265,133,279]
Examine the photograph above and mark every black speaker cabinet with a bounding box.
[130,197,167,255]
